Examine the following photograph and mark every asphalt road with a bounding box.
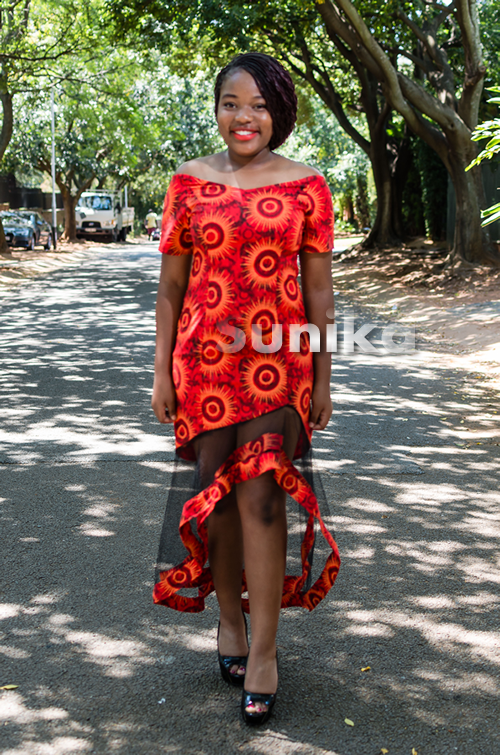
[1,242,499,755]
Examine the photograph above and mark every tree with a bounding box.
[108,0,500,266]
[109,0,410,246]
[314,0,498,266]
[6,55,224,238]
[0,0,107,251]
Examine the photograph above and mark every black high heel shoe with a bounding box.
[241,654,278,726]
[241,690,276,726]
[218,612,248,687]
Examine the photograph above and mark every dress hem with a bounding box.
[153,432,340,613]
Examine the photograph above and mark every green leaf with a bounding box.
[481,203,500,227]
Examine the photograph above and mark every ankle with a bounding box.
[247,641,276,662]
[219,610,246,632]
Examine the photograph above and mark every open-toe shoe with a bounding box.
[241,690,276,725]
[217,612,248,687]
[241,654,278,725]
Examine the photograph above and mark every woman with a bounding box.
[151,52,340,725]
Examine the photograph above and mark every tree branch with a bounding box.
[389,47,435,74]
[395,8,453,70]
[315,0,385,81]
[455,0,485,127]
[284,44,371,155]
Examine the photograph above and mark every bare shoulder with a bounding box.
[273,156,322,181]
[174,155,224,179]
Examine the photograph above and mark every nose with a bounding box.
[233,105,253,123]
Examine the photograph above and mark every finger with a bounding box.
[309,404,320,429]
[165,395,177,422]
[152,401,168,424]
[310,407,328,431]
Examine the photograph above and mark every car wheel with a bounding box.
[28,235,35,251]
[45,234,52,251]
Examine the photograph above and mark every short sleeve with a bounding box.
[300,177,334,254]
[159,176,194,255]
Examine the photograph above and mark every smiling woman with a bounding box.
[151,52,340,727]
[214,54,297,153]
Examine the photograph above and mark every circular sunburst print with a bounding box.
[205,273,233,321]
[300,183,327,225]
[196,211,235,258]
[198,385,235,427]
[191,250,204,278]
[243,241,281,287]
[301,231,327,255]
[243,356,287,403]
[292,379,312,418]
[172,359,190,399]
[199,332,232,375]
[200,182,229,201]
[278,268,300,310]
[247,191,292,233]
[175,416,194,445]
[170,223,193,255]
[179,305,192,334]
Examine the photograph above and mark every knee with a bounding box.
[238,473,285,526]
[245,494,283,527]
[212,491,237,516]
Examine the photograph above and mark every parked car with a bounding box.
[1,211,39,251]
[15,210,53,250]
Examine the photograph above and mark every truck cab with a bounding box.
[76,191,134,242]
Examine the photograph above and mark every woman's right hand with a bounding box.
[151,374,177,424]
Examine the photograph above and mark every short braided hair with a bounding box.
[214,53,297,151]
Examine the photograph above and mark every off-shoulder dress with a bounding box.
[153,173,341,613]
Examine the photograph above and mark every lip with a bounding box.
[231,130,259,142]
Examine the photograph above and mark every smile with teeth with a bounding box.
[232,129,259,141]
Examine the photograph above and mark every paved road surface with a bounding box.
[1,242,499,754]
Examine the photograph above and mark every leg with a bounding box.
[237,471,286,705]
[194,428,248,669]
[207,489,248,665]
[236,409,301,710]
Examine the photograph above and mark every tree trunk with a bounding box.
[0,91,14,254]
[60,188,78,242]
[364,135,401,247]
[392,133,412,238]
[0,219,8,255]
[0,91,14,163]
[355,175,370,228]
[448,159,498,267]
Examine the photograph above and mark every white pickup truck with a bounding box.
[75,191,134,242]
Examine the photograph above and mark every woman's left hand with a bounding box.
[309,385,333,431]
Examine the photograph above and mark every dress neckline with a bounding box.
[174,173,324,192]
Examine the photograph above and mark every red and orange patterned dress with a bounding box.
[153,173,340,613]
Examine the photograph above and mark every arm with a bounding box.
[151,254,192,424]
[299,251,334,431]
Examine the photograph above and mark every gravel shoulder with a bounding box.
[332,238,500,391]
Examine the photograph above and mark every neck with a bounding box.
[224,146,274,172]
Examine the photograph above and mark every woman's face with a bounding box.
[217,69,273,157]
